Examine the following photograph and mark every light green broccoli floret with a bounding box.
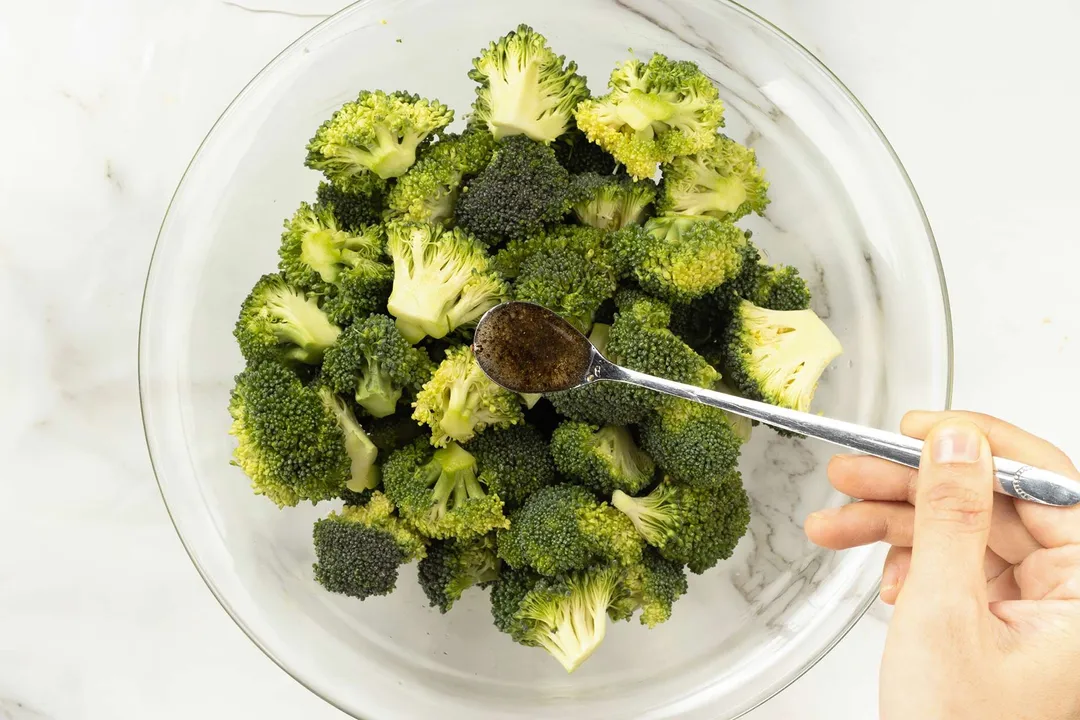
[233,274,341,366]
[278,202,385,293]
[657,134,769,220]
[567,172,656,231]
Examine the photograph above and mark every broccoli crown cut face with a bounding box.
[469,24,590,143]
[278,202,385,293]
[657,134,769,221]
[234,274,343,366]
[568,172,657,231]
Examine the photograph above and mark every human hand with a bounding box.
[805,411,1080,720]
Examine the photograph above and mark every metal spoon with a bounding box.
[472,301,1080,508]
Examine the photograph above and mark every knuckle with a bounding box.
[921,481,990,532]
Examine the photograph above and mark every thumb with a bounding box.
[904,419,995,604]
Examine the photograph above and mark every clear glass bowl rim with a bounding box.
[138,1,955,717]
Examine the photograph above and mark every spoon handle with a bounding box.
[601,363,1080,508]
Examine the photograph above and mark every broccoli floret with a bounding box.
[497,485,642,576]
[323,315,434,418]
[413,345,525,447]
[553,129,618,175]
[467,424,556,508]
[316,180,386,231]
[510,243,616,333]
[306,90,453,185]
[567,172,656,231]
[550,422,655,495]
[609,549,688,627]
[418,534,500,613]
[228,362,353,506]
[493,564,627,673]
[639,397,744,489]
[365,413,427,452]
[234,274,341,366]
[612,476,750,574]
[546,322,655,426]
[385,221,508,343]
[611,216,748,303]
[736,262,811,312]
[657,134,769,220]
[312,492,427,599]
[721,301,842,412]
[607,289,720,389]
[385,129,497,224]
[574,54,725,180]
[468,24,589,143]
[278,203,385,293]
[382,438,509,539]
[455,135,572,244]
[318,386,382,495]
[321,259,394,326]
[493,224,609,278]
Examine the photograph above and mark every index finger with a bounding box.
[902,410,1080,547]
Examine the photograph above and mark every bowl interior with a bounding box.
[140,1,950,718]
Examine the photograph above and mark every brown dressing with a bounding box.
[472,302,594,394]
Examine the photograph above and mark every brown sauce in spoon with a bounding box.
[472,302,594,394]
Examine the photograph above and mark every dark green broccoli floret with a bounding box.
[413,345,524,447]
[611,216,748,303]
[382,438,509,540]
[491,564,628,672]
[493,224,609,278]
[306,90,454,186]
[321,259,394,326]
[316,180,386,231]
[234,274,341,366]
[553,129,618,175]
[385,221,508,343]
[550,421,655,495]
[323,315,434,418]
[510,242,617,333]
[467,424,556,508]
[455,135,572,244]
[418,534,500,613]
[657,134,769,221]
[497,484,642,577]
[365,413,427,452]
[312,492,427,599]
[607,289,720,389]
[468,24,589,143]
[608,549,688,627]
[575,54,725,179]
[546,322,655,426]
[639,397,744,489]
[568,173,656,231]
[721,300,842,412]
[278,203,385,293]
[228,362,377,507]
[385,129,497,225]
[612,476,750,574]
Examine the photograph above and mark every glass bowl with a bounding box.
[139,0,951,718]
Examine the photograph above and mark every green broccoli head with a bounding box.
[574,54,725,179]
[228,361,350,507]
[493,224,609,278]
[497,484,642,577]
[417,533,500,613]
[657,134,769,220]
[468,24,589,143]
[385,129,497,225]
[455,135,572,244]
[639,397,744,489]
[385,221,508,343]
[412,345,525,447]
[550,422,656,495]
[726,246,812,311]
[545,322,655,426]
[382,438,509,540]
[234,274,341,366]
[496,564,627,673]
[278,202,385,292]
[553,129,618,175]
[611,216,748,303]
[321,258,394,326]
[322,315,435,418]
[316,180,387,231]
[510,242,617,334]
[609,549,689,627]
[317,386,382,494]
[312,492,427,600]
[721,300,842,412]
[467,424,556,508]
[567,172,657,231]
[612,475,750,574]
[306,90,454,185]
[607,289,720,389]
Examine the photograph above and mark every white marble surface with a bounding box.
[1,1,1078,718]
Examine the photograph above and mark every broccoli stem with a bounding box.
[611,488,677,546]
[268,292,342,361]
[441,375,480,439]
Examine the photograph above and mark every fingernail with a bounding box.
[931,423,982,464]
[881,564,901,592]
[808,506,843,522]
